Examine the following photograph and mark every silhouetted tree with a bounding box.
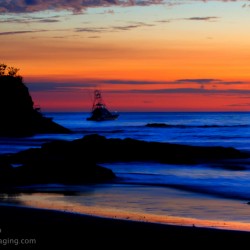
[0,63,7,76]
[0,63,20,77]
[7,66,19,77]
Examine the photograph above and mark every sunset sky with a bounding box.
[1,0,250,111]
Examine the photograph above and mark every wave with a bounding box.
[193,135,250,140]
[12,178,250,202]
[74,129,124,134]
[145,123,249,129]
[114,180,250,201]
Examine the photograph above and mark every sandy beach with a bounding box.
[0,205,250,248]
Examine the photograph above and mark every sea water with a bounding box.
[1,112,249,153]
[1,112,250,229]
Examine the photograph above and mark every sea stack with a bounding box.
[0,65,70,137]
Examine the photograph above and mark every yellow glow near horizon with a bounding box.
[1,1,250,111]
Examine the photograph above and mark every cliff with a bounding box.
[0,75,70,136]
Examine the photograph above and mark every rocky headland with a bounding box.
[0,70,70,137]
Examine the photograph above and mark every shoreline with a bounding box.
[7,197,250,233]
[0,205,250,247]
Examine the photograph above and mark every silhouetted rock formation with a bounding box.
[0,144,115,186]
[145,123,171,128]
[0,75,70,136]
[0,160,115,186]
[51,134,245,164]
[0,134,248,186]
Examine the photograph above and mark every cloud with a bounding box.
[183,16,219,21]
[112,23,155,31]
[157,16,220,24]
[175,79,246,85]
[88,35,101,38]
[1,0,246,14]
[0,0,165,14]
[156,20,171,23]
[37,18,60,23]
[218,81,245,85]
[227,103,250,107]
[99,9,115,14]
[75,27,107,33]
[242,3,250,8]
[0,29,48,36]
[103,79,164,84]
[27,82,96,92]
[113,88,250,95]
[75,22,155,33]
[27,78,249,91]
[26,77,250,96]
[99,78,247,86]
[27,79,165,91]
[176,79,219,84]
[0,15,62,24]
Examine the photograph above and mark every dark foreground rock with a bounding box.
[0,158,115,186]
[0,134,248,186]
[0,75,70,136]
[18,134,245,164]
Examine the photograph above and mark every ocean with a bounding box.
[1,112,250,230]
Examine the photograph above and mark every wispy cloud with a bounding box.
[75,27,107,33]
[26,78,250,94]
[101,78,247,86]
[227,103,250,107]
[176,79,246,85]
[75,22,155,33]
[36,18,60,23]
[242,3,250,8]
[157,16,220,24]
[0,29,48,36]
[0,16,61,24]
[27,79,163,91]
[98,9,115,14]
[28,78,249,86]
[183,16,219,21]
[112,23,155,31]
[157,20,171,23]
[27,82,96,92]
[88,35,101,38]
[29,82,250,96]
[112,88,250,96]
[102,79,164,85]
[176,79,219,84]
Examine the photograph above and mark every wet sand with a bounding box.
[0,205,250,248]
[19,196,250,232]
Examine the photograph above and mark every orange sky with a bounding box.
[1,1,250,111]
